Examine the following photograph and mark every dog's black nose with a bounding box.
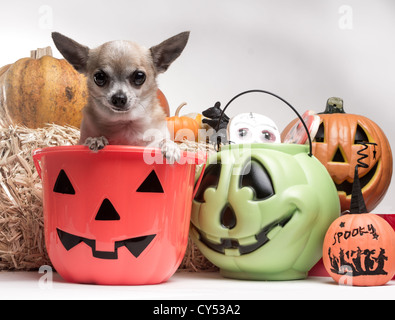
[111,94,128,108]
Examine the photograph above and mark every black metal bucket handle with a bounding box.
[215,90,313,157]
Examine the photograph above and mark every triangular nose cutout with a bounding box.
[54,170,75,195]
[332,148,346,163]
[95,199,121,221]
[137,170,164,193]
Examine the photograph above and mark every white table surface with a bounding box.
[0,270,393,300]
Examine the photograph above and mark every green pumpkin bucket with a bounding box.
[191,90,341,281]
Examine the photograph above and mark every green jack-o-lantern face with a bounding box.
[191,143,341,281]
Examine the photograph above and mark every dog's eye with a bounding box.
[131,71,146,87]
[94,71,108,87]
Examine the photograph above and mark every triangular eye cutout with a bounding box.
[53,170,76,195]
[314,123,325,143]
[95,199,121,221]
[332,148,346,163]
[354,124,369,145]
[137,171,164,193]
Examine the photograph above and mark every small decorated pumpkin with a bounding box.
[0,47,88,129]
[323,213,395,286]
[323,164,395,287]
[167,103,199,142]
[282,97,393,213]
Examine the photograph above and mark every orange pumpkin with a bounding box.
[282,97,393,213]
[323,212,395,286]
[0,64,10,78]
[157,89,170,117]
[167,103,199,142]
[0,48,88,129]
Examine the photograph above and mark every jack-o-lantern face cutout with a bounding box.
[191,143,340,281]
[313,98,393,213]
[35,146,202,285]
[51,167,162,261]
[54,169,159,260]
[282,98,393,213]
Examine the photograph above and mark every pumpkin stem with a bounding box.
[175,103,188,117]
[30,47,53,59]
[322,97,345,114]
[350,165,368,214]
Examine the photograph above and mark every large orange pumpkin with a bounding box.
[0,47,88,129]
[157,89,170,117]
[282,97,393,213]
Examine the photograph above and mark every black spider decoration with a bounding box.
[202,102,230,145]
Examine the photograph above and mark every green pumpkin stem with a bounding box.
[350,165,368,214]
[322,97,345,114]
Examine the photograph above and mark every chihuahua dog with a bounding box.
[52,31,190,162]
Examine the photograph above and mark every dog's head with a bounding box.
[52,32,189,119]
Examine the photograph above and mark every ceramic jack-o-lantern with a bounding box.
[191,90,341,281]
[282,97,393,213]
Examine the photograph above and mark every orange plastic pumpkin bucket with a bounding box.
[33,146,206,285]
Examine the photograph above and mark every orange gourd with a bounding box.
[167,103,199,142]
[0,47,88,129]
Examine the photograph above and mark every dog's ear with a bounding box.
[52,32,90,73]
[150,31,190,74]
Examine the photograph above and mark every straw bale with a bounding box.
[0,125,217,272]
[0,124,79,270]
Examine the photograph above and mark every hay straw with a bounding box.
[0,124,80,270]
[0,126,217,272]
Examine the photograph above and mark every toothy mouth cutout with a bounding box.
[193,214,293,256]
[335,162,379,196]
[57,229,156,260]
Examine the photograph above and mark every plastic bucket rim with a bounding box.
[220,142,310,155]
[32,145,206,165]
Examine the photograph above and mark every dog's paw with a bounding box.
[160,140,181,164]
[84,136,109,152]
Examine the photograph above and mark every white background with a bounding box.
[1,1,394,215]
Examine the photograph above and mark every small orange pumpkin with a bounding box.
[323,160,395,287]
[167,103,199,142]
[323,213,395,286]
[0,47,88,129]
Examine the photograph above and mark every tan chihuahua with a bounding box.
[52,31,190,162]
